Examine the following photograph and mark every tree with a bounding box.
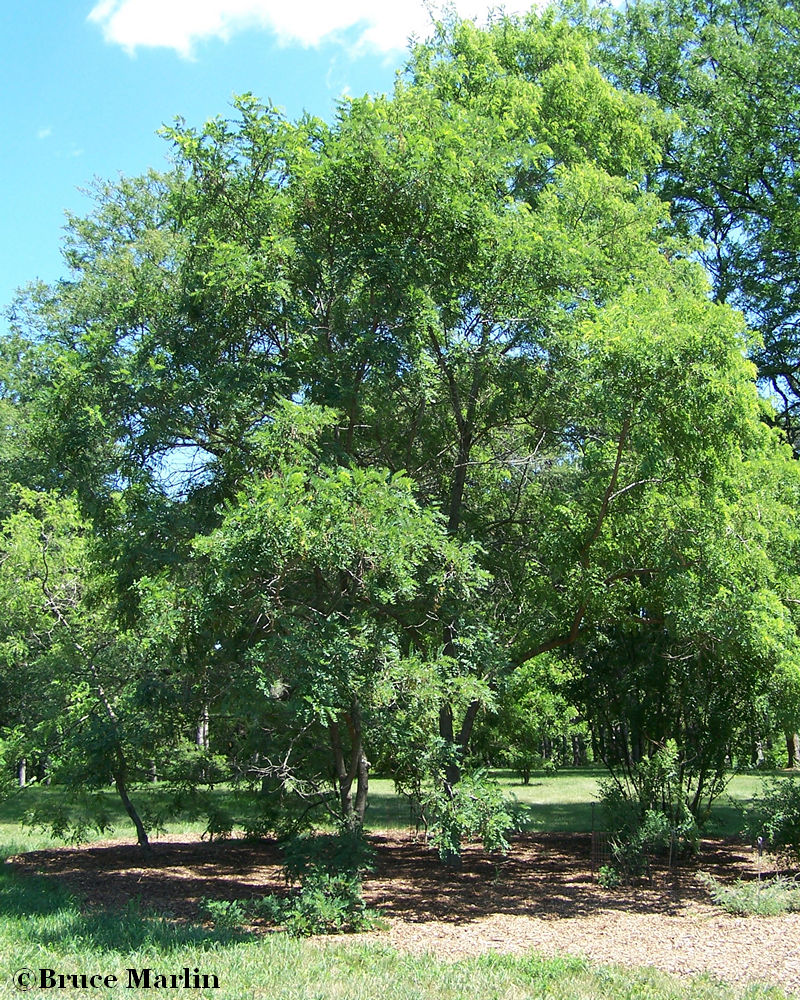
[0,490,195,849]
[572,0,800,449]
[6,8,799,840]
[145,402,486,829]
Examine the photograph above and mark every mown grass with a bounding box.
[0,771,794,999]
[368,768,784,836]
[0,767,784,853]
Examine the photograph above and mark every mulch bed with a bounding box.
[8,832,799,995]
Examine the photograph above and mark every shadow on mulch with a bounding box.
[366,833,761,924]
[7,832,762,929]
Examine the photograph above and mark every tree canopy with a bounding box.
[2,6,799,845]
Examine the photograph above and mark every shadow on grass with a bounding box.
[0,862,250,953]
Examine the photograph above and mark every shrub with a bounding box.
[599,741,699,881]
[281,829,375,883]
[597,864,620,889]
[259,829,379,936]
[746,778,800,865]
[697,871,800,916]
[200,897,249,931]
[256,870,379,936]
[202,830,381,936]
[430,771,516,862]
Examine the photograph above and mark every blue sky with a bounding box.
[1,1,533,331]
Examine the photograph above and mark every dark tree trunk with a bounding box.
[114,751,150,853]
[330,697,369,828]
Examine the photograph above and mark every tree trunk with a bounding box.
[354,747,369,825]
[438,703,459,787]
[197,705,209,749]
[18,759,26,788]
[786,732,800,769]
[330,696,369,828]
[114,751,150,852]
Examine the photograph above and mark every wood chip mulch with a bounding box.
[8,832,799,996]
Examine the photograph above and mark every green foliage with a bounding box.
[578,0,800,449]
[479,656,585,781]
[281,829,376,883]
[200,830,380,936]
[697,872,800,916]
[200,897,250,932]
[746,779,800,865]
[429,771,516,861]
[4,5,800,848]
[258,870,380,936]
[597,864,621,889]
[258,830,379,936]
[600,741,699,878]
[23,790,115,846]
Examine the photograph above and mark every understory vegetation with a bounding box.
[697,872,800,917]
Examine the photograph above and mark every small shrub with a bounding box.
[746,778,800,865]
[201,830,379,936]
[505,748,543,786]
[200,898,249,931]
[430,771,516,861]
[281,829,375,884]
[697,871,800,916]
[257,829,379,936]
[599,742,699,881]
[257,870,379,936]
[597,864,620,889]
[202,804,234,842]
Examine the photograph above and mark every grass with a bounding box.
[0,770,795,999]
[368,768,785,837]
[0,767,783,854]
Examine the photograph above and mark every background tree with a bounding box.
[0,490,198,849]
[571,0,800,449]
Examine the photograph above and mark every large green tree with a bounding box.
[6,8,799,834]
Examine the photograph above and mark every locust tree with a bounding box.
[571,0,800,448]
[6,8,800,835]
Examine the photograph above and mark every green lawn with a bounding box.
[0,771,794,999]
[0,865,789,1000]
[0,766,786,854]
[366,767,786,836]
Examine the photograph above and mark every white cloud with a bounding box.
[87,0,534,57]
[37,127,52,140]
